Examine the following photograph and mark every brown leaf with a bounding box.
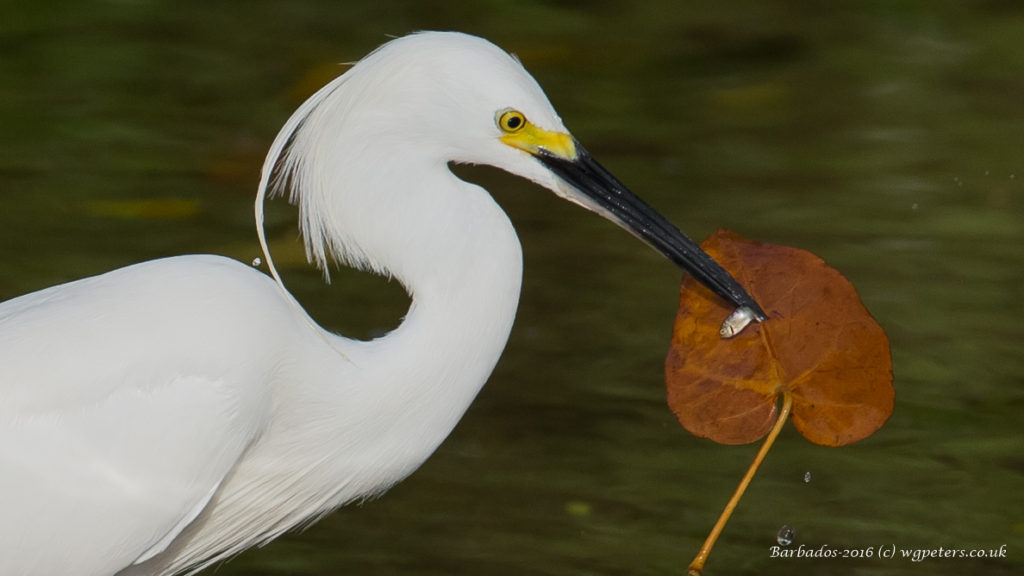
[665,230,893,446]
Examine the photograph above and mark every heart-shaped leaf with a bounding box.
[665,229,893,446]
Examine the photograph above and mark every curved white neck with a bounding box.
[348,169,524,448]
[279,164,523,500]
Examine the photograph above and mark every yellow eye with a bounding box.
[497,109,526,133]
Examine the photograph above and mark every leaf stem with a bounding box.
[687,390,793,576]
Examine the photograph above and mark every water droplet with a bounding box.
[803,471,812,483]
[252,257,262,267]
[777,525,795,546]
[911,202,919,211]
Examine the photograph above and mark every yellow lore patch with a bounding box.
[497,109,576,160]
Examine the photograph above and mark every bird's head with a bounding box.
[261,31,763,319]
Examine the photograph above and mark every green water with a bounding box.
[1,1,1022,575]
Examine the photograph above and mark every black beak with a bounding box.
[536,143,766,321]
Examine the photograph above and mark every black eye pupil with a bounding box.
[506,115,522,129]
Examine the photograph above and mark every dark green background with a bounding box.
[1,1,1021,575]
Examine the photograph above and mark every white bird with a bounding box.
[0,32,762,576]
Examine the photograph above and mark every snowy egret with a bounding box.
[0,32,762,576]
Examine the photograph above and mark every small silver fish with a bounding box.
[720,306,759,338]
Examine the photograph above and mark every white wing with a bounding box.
[0,256,287,576]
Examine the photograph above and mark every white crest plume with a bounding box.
[255,71,351,287]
